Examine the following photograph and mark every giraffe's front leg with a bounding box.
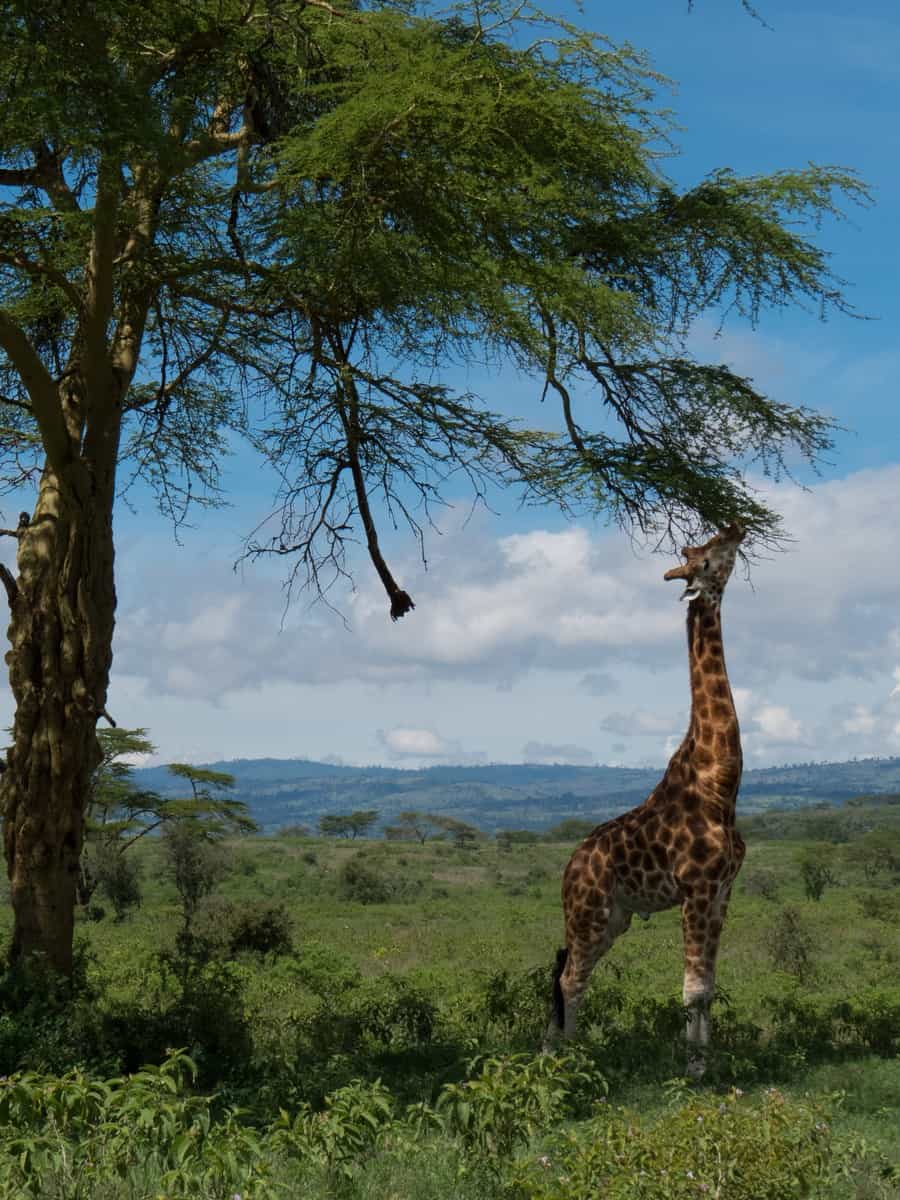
[681,892,728,1078]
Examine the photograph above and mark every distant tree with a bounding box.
[79,740,255,905]
[384,811,442,844]
[497,829,541,846]
[277,824,312,839]
[433,816,481,850]
[348,811,379,839]
[319,814,352,839]
[91,841,142,921]
[797,848,837,902]
[319,811,379,839]
[844,832,900,883]
[163,821,229,954]
[545,818,596,843]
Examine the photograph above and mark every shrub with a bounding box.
[436,1052,604,1169]
[304,976,437,1055]
[833,989,900,1057]
[856,890,900,922]
[796,848,837,901]
[91,843,142,921]
[338,853,422,905]
[740,867,780,901]
[163,822,230,939]
[768,906,818,981]
[227,900,293,957]
[510,1088,839,1200]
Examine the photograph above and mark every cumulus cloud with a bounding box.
[521,740,596,766]
[375,726,485,765]
[378,727,451,758]
[751,704,805,744]
[108,464,900,768]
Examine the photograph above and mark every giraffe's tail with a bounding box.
[551,947,568,1030]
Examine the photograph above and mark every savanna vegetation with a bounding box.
[0,801,896,1198]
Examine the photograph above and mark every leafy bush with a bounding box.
[305,976,437,1055]
[270,1078,395,1178]
[90,843,142,921]
[0,1050,275,1199]
[797,848,837,901]
[769,906,818,981]
[338,852,423,904]
[194,898,293,958]
[510,1088,839,1200]
[856,890,900,922]
[437,1053,604,1169]
[833,990,900,1057]
[740,867,780,901]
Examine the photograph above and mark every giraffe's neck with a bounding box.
[679,595,742,809]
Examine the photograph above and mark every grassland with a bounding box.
[0,805,897,1198]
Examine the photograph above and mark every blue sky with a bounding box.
[5,0,900,771]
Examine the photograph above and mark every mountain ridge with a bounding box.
[131,755,900,833]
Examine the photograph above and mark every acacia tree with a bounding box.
[0,0,865,972]
[79,732,255,905]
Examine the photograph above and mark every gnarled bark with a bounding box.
[1,452,116,974]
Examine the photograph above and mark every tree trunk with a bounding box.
[1,456,116,974]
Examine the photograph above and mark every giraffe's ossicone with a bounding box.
[546,524,747,1077]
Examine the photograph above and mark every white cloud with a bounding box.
[100,463,900,768]
[378,728,451,758]
[752,704,804,745]
[375,726,486,765]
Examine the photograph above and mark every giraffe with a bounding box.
[545,523,746,1076]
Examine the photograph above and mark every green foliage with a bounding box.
[270,1078,395,1179]
[798,847,839,901]
[80,734,254,915]
[769,906,819,981]
[739,866,780,901]
[338,851,423,904]
[510,1088,840,1200]
[545,818,595,843]
[89,843,141,922]
[320,810,380,838]
[0,1050,276,1199]
[162,823,230,945]
[437,1052,604,1169]
[194,898,294,959]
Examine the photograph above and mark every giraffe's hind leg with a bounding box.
[544,902,631,1049]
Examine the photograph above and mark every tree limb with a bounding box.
[0,563,17,608]
[329,335,414,620]
[0,309,70,472]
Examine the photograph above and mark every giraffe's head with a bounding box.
[663,523,745,604]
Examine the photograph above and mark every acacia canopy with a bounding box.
[0,0,865,972]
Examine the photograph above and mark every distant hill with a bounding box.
[131,755,900,834]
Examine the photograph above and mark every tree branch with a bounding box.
[0,309,70,472]
[0,563,17,608]
[330,336,414,621]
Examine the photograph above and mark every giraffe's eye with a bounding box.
[702,558,710,571]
